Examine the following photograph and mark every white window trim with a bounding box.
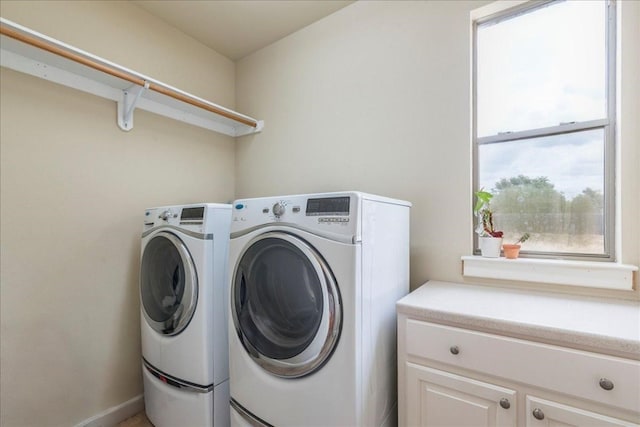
[461,255,638,290]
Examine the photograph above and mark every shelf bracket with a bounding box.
[117,81,150,131]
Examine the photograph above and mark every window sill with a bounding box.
[461,256,638,291]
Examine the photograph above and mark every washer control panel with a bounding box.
[143,205,207,233]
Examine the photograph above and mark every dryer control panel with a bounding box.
[231,193,361,241]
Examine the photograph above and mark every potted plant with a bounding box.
[502,233,530,259]
[474,189,503,257]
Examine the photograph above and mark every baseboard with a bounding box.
[74,394,144,427]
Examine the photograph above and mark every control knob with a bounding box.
[272,202,286,217]
[159,210,175,221]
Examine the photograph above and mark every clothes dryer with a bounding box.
[228,192,410,427]
[140,203,231,427]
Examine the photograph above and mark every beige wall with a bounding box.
[1,0,639,425]
[0,1,235,426]
[235,0,640,292]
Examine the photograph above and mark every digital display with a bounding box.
[306,197,350,216]
[181,207,205,221]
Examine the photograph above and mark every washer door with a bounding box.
[140,231,198,336]
[232,232,342,378]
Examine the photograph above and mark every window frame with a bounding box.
[471,0,617,261]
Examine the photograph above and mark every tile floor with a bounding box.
[117,412,154,427]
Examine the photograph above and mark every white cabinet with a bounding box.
[406,363,516,427]
[525,396,636,427]
[398,317,640,427]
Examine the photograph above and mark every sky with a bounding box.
[476,0,607,200]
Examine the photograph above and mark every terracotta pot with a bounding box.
[479,237,502,258]
[502,243,521,259]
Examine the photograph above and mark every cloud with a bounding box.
[479,131,603,199]
[477,0,606,137]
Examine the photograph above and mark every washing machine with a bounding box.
[228,192,411,427]
[140,203,231,427]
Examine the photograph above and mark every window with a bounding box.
[473,0,616,260]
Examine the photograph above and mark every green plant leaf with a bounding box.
[473,189,493,214]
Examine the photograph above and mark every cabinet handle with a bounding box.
[499,398,510,409]
[449,346,459,355]
[532,408,545,420]
[599,378,614,391]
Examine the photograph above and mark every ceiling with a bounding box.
[131,0,354,61]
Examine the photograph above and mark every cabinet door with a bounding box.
[405,363,516,427]
[526,396,638,427]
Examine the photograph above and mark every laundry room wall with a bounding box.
[234,0,491,288]
[234,0,640,292]
[0,1,235,426]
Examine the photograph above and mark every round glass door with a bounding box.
[140,231,197,336]
[232,232,342,378]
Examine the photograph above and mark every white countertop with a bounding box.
[397,281,640,360]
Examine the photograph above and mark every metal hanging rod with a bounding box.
[0,21,260,130]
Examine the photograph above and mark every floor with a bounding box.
[117,412,154,427]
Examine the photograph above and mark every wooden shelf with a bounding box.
[0,17,263,137]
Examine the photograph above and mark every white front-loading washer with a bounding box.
[140,203,231,427]
[228,192,410,427]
